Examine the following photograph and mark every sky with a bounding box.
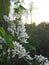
[22,0,49,25]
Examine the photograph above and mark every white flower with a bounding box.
[34,55,49,65]
[12,41,29,58]
[3,51,6,55]
[35,55,47,62]
[0,36,5,43]
[3,15,9,22]
[26,55,33,60]
[9,1,15,21]
[44,62,49,65]
[8,48,11,53]
[0,36,3,43]
[7,22,16,36]
[16,21,29,43]
[8,27,14,36]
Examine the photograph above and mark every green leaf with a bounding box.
[8,41,14,48]
[32,61,39,65]
[28,44,36,51]
[4,34,13,41]
[4,34,14,48]
[0,27,5,36]
[19,5,25,10]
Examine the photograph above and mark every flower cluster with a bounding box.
[0,36,3,49]
[7,41,33,61]
[16,21,29,43]
[34,55,49,65]
[9,1,15,21]
[0,36,6,44]
[3,0,30,60]
[3,15,16,36]
[8,22,16,36]
[12,41,29,58]
[9,0,22,21]
[12,41,33,61]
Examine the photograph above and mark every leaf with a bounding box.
[27,44,36,51]
[19,5,25,10]
[14,8,19,13]
[8,41,14,48]
[4,34,14,48]
[4,34,13,41]
[32,61,39,65]
[0,27,5,36]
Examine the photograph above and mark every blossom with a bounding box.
[26,55,33,60]
[0,36,3,43]
[35,55,47,62]
[12,41,29,58]
[16,21,29,43]
[7,21,16,36]
[3,15,10,22]
[9,1,15,21]
[34,55,49,65]
[0,36,5,43]
[44,61,49,65]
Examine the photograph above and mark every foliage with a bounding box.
[0,0,10,26]
[25,22,49,58]
[25,23,41,49]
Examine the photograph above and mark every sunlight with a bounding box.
[32,0,49,25]
[23,0,49,25]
